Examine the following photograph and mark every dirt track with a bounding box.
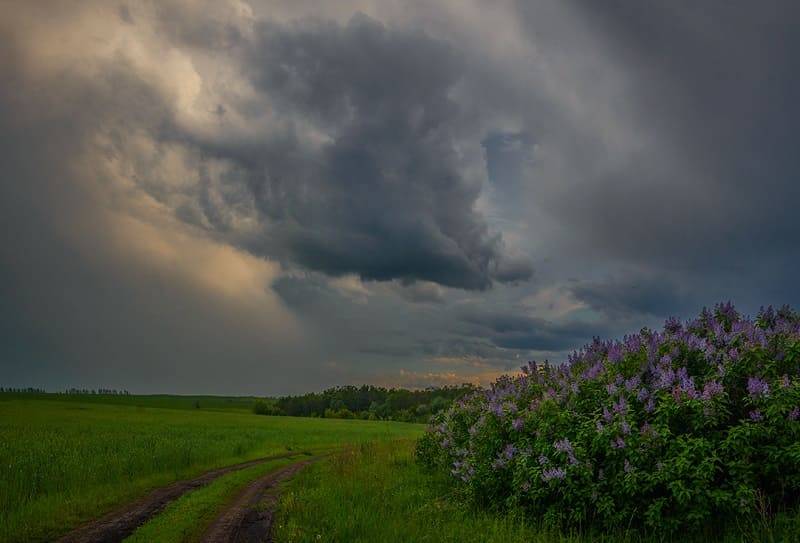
[199,457,318,543]
[57,452,307,543]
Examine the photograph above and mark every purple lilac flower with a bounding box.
[607,343,624,364]
[640,421,652,436]
[612,397,628,415]
[747,377,770,398]
[656,367,676,390]
[606,383,618,395]
[612,436,626,449]
[602,406,613,423]
[541,467,566,481]
[596,420,604,432]
[554,438,573,454]
[625,376,640,392]
[503,443,517,460]
[621,421,631,435]
[702,380,724,400]
[637,387,649,402]
[749,410,764,422]
[554,438,578,465]
[512,418,524,431]
[781,375,791,388]
[665,316,682,334]
[645,398,656,413]
[538,454,549,466]
[583,361,605,380]
[790,407,800,421]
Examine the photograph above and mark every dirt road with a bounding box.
[199,457,318,543]
[57,452,308,543]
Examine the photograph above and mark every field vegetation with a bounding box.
[0,396,421,542]
[274,440,800,542]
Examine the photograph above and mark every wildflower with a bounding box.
[621,421,631,435]
[612,397,628,415]
[583,361,604,380]
[747,377,770,398]
[702,380,724,400]
[538,454,549,466]
[607,343,624,363]
[541,466,566,481]
[512,418,524,431]
[612,436,626,449]
[665,316,682,334]
[606,383,618,395]
[503,443,517,460]
[602,406,613,423]
[644,398,656,413]
[637,387,649,402]
[790,407,800,421]
[625,376,640,392]
[554,438,573,454]
[749,410,764,422]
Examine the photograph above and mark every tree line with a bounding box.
[0,387,131,395]
[254,384,479,423]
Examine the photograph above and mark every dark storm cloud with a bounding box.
[3,0,800,393]
[459,309,612,352]
[566,273,695,320]
[177,14,532,290]
[502,0,800,317]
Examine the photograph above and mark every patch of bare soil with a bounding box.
[199,457,319,543]
[57,452,306,543]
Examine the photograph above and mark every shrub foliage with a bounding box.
[417,303,800,532]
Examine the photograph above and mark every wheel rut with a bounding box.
[57,452,307,543]
[199,456,320,543]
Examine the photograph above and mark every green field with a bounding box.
[0,395,422,543]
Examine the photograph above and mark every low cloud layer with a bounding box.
[1,0,798,393]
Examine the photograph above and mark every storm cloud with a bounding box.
[1,0,798,393]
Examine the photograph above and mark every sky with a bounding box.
[1,1,799,395]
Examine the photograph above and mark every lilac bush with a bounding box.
[416,303,800,532]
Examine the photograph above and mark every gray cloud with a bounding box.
[163,13,532,290]
[1,0,799,393]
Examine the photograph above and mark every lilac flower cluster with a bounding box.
[419,303,800,532]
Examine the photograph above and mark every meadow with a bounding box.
[0,394,422,542]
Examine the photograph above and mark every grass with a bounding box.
[0,397,422,543]
[273,441,800,543]
[0,391,266,411]
[124,455,299,543]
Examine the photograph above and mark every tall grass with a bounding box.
[0,398,422,542]
[273,441,800,543]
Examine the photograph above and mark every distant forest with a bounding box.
[257,384,479,423]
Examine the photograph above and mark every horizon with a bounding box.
[2,1,799,396]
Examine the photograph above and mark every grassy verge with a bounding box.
[0,398,422,543]
[273,441,800,543]
[124,455,301,543]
